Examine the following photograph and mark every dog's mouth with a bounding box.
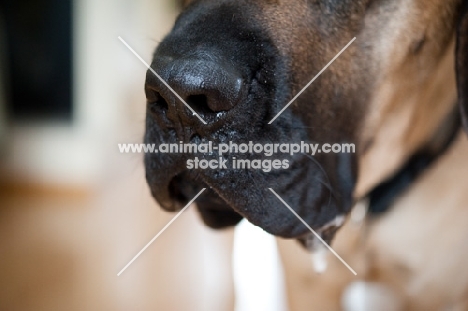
[145,138,351,240]
[166,172,244,228]
[165,168,346,251]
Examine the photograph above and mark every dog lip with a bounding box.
[148,180,182,212]
[146,153,344,241]
[151,171,208,212]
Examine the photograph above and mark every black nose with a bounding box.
[147,56,246,118]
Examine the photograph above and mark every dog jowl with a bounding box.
[144,0,381,244]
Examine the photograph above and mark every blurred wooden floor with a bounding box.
[0,163,236,311]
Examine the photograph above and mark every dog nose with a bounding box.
[149,57,246,116]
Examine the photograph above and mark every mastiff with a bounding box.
[144,0,468,308]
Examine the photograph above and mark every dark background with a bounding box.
[1,0,73,120]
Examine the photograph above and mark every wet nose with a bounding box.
[147,57,246,119]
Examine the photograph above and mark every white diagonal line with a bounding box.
[268,188,357,275]
[117,188,206,276]
[268,37,356,124]
[118,36,207,125]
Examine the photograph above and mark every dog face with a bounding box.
[144,0,468,243]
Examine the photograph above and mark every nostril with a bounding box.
[173,59,245,114]
[146,90,168,114]
[187,94,215,114]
